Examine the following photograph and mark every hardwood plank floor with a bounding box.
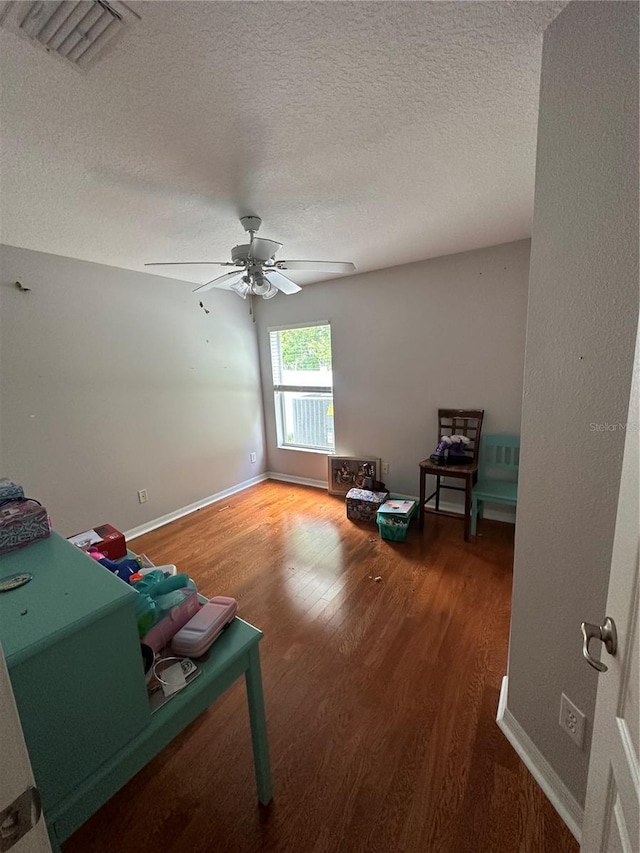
[64,481,578,853]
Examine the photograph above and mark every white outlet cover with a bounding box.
[559,692,586,748]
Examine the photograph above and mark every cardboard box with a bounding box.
[68,524,127,560]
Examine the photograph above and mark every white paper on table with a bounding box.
[68,529,103,548]
[160,663,187,698]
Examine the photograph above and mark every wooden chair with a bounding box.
[418,409,484,542]
[471,435,520,536]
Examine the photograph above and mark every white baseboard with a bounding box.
[266,472,328,490]
[124,473,269,541]
[394,494,516,525]
[125,475,516,542]
[496,675,583,842]
[267,479,516,525]
[435,498,515,525]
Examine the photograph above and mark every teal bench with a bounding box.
[471,435,520,535]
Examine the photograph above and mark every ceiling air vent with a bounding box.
[0,1,139,70]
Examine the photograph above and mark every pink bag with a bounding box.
[170,596,237,657]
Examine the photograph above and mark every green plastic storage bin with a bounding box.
[377,514,410,541]
[376,501,417,542]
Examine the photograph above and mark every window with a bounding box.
[269,323,334,452]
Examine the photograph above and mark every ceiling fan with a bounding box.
[145,216,356,300]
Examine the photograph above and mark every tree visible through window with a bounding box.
[269,324,334,451]
[280,325,331,371]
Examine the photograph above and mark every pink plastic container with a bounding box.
[141,588,201,653]
[170,596,237,657]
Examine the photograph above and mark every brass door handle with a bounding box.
[580,617,617,672]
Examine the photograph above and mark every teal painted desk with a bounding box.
[0,533,272,851]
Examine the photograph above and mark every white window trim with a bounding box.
[273,385,333,394]
[267,320,329,333]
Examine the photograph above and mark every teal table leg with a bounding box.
[244,645,273,805]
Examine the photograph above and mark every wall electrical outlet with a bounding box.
[137,489,148,504]
[381,462,390,475]
[559,692,586,748]
[250,452,257,464]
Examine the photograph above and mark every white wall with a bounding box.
[507,0,638,809]
[255,240,530,498]
[0,245,266,536]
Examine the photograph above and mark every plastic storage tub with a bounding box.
[376,501,417,542]
[377,514,411,542]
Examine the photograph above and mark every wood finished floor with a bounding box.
[64,481,578,853]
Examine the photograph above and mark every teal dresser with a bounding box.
[0,530,272,851]
[0,533,150,842]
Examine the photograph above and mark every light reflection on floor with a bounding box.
[281,516,345,613]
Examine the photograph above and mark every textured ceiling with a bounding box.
[0,1,567,287]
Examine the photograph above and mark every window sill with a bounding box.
[276,445,333,455]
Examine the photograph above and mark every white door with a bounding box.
[0,644,52,853]
[581,329,639,852]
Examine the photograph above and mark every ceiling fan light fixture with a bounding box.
[230,278,250,299]
[251,273,272,296]
[261,283,278,299]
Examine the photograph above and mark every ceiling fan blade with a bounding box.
[248,237,283,262]
[192,271,245,294]
[263,270,302,295]
[145,262,235,267]
[275,260,355,274]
